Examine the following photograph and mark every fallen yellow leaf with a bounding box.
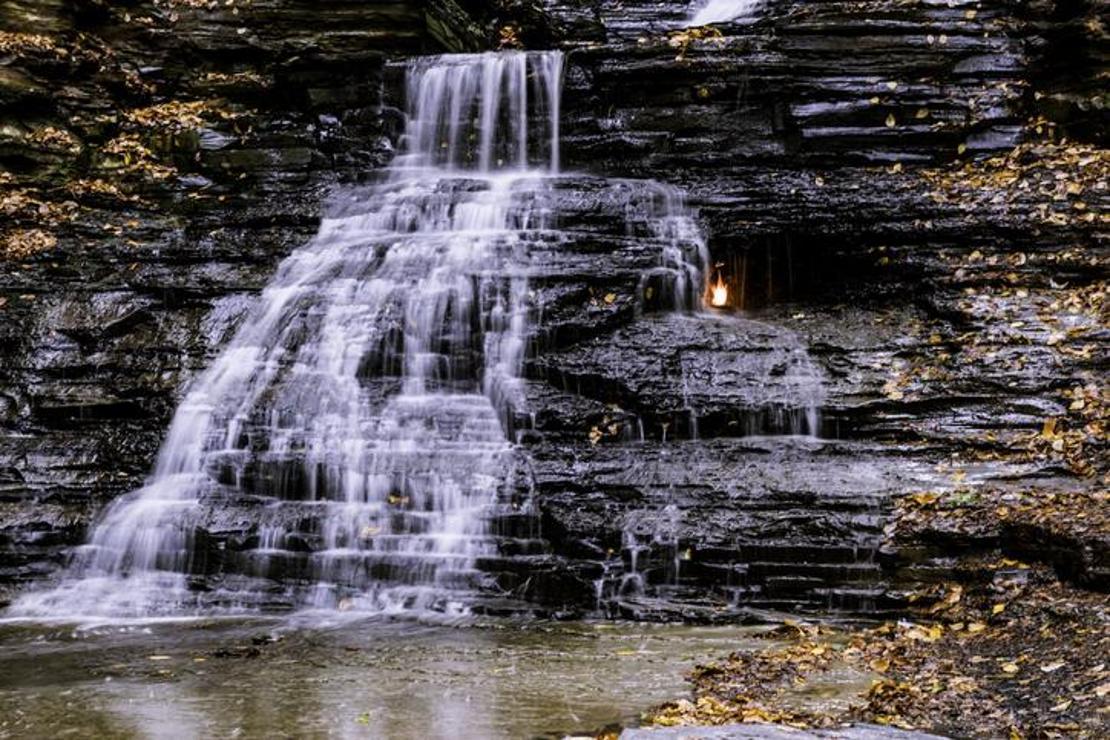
[906,624,944,642]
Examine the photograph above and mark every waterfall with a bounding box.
[687,0,761,27]
[9,46,818,621]
[10,52,565,618]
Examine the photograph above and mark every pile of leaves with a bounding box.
[157,0,236,8]
[0,31,63,57]
[1,188,77,225]
[920,119,1109,228]
[845,572,1109,737]
[0,228,57,260]
[25,126,82,153]
[646,623,846,730]
[644,569,1109,737]
[123,100,214,134]
[199,70,269,89]
[99,134,178,181]
[0,186,78,261]
[663,26,725,62]
[122,98,251,135]
[65,178,138,203]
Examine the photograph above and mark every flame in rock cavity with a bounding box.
[710,273,729,307]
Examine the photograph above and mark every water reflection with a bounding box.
[0,618,773,739]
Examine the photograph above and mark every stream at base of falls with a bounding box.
[0,617,872,739]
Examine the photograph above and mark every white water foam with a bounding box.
[687,0,761,27]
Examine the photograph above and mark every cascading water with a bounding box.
[687,0,761,27]
[626,180,710,314]
[10,52,566,618]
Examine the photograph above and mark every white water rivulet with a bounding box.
[10,51,714,619]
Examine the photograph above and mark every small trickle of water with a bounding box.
[627,180,710,313]
[599,504,683,604]
[687,0,761,27]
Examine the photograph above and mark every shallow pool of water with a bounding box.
[0,615,786,739]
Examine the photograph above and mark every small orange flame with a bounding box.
[710,273,729,307]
